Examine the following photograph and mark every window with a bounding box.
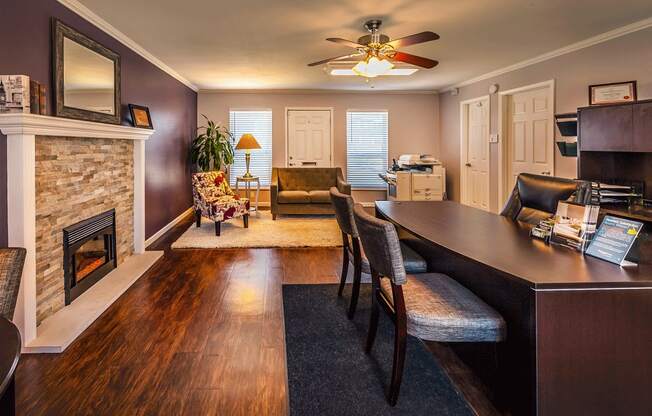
[346,111,388,189]
[229,110,273,186]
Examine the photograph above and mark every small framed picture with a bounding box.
[588,81,637,106]
[128,104,153,129]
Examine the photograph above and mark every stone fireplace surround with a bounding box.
[0,113,163,353]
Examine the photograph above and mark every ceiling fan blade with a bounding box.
[391,52,439,69]
[307,53,364,67]
[386,31,440,49]
[326,37,365,49]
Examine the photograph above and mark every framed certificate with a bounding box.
[589,81,637,106]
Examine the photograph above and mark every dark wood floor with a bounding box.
[14,212,498,416]
[16,213,341,415]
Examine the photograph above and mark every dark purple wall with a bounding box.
[0,0,197,245]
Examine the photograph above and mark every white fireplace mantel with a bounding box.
[0,113,156,351]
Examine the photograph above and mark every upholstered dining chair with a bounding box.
[500,173,593,224]
[329,187,427,319]
[192,171,250,236]
[0,248,26,320]
[352,205,506,406]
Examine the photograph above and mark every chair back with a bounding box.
[0,248,26,320]
[352,205,407,285]
[192,171,234,199]
[500,173,589,224]
[329,187,358,237]
[276,168,341,191]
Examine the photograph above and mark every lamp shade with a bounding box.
[236,133,261,150]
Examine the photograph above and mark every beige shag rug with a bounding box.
[171,211,342,249]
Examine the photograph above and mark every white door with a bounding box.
[506,86,554,190]
[461,97,490,211]
[287,110,332,167]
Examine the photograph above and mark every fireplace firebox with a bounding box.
[63,209,117,304]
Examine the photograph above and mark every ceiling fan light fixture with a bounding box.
[352,56,394,78]
[330,68,418,76]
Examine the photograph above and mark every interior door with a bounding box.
[462,97,490,211]
[287,110,331,167]
[507,86,554,190]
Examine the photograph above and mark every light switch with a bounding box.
[489,133,499,143]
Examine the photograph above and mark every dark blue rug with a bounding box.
[283,284,473,416]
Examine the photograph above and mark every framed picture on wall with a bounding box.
[589,81,637,106]
[128,104,153,129]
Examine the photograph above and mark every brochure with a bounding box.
[585,215,643,266]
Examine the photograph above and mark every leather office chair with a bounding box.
[500,173,592,224]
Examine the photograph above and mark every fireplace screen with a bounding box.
[63,209,117,304]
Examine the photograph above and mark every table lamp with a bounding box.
[235,133,261,178]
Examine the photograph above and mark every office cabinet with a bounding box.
[633,101,652,152]
[579,104,633,151]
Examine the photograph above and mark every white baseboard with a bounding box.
[145,207,193,247]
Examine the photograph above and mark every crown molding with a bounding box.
[199,88,438,95]
[57,0,198,92]
[443,16,652,92]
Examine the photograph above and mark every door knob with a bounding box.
[465,163,471,167]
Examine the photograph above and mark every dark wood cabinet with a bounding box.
[579,99,652,152]
[633,101,652,152]
[579,103,633,151]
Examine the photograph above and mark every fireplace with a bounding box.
[63,209,117,304]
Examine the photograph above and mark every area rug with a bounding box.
[171,211,342,249]
[283,284,472,416]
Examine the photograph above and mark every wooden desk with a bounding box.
[376,201,652,416]
[0,317,21,416]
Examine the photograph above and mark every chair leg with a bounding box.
[243,214,249,228]
[195,210,201,227]
[215,221,221,236]
[364,282,380,354]
[272,213,277,220]
[347,237,363,319]
[388,283,407,407]
[338,233,349,297]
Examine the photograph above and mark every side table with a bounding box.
[235,176,261,214]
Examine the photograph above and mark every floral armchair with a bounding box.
[192,171,250,236]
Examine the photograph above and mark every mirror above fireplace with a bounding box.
[52,18,121,124]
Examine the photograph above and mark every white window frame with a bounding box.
[229,108,273,188]
[346,109,389,190]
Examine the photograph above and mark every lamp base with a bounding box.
[243,152,253,178]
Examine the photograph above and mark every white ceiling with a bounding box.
[78,0,652,91]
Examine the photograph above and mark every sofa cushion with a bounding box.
[278,190,311,204]
[308,190,331,204]
[278,168,338,191]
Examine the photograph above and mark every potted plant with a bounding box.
[191,114,235,172]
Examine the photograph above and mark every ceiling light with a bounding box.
[352,56,394,78]
[330,68,418,76]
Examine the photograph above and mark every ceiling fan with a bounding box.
[308,19,439,78]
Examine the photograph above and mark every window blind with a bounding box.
[346,111,388,189]
[229,110,273,187]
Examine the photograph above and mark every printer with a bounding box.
[380,154,446,201]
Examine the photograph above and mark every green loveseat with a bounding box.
[270,167,351,219]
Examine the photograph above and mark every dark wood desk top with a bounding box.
[376,201,652,289]
[0,317,20,395]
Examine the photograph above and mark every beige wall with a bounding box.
[198,91,440,203]
[439,27,652,212]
